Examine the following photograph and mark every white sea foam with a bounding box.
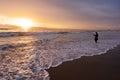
[0,31,120,80]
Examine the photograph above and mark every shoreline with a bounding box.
[47,45,120,80]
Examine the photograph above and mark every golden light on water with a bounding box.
[10,18,39,31]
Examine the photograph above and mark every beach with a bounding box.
[47,45,120,80]
[0,31,120,80]
[0,0,120,80]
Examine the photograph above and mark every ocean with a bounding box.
[0,31,120,80]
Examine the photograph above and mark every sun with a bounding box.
[10,18,38,31]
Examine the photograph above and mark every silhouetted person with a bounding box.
[94,32,99,43]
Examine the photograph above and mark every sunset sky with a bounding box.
[0,0,120,30]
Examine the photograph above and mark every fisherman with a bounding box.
[94,32,99,43]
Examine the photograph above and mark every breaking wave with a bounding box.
[0,31,120,80]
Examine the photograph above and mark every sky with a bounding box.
[0,0,120,30]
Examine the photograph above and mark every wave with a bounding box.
[0,31,120,80]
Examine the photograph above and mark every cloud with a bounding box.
[0,0,120,30]
[52,0,120,29]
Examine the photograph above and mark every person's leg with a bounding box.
[95,39,97,43]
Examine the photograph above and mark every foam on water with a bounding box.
[0,31,120,80]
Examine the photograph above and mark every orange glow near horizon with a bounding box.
[10,18,39,31]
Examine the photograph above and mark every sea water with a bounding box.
[0,31,120,80]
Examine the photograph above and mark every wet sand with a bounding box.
[47,45,120,80]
